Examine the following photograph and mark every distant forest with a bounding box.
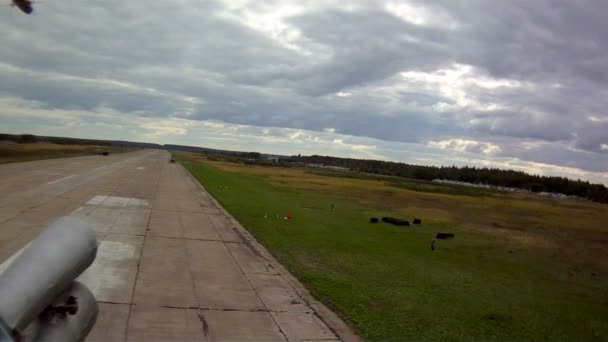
[285,155,608,204]
[0,133,162,149]
[2,133,606,203]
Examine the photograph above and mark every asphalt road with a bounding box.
[0,150,356,341]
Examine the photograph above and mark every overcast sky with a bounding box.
[1,0,607,183]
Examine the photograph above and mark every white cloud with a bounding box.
[218,1,322,56]
[428,138,501,155]
[481,143,501,155]
[139,119,192,139]
[384,1,460,30]
[336,92,352,97]
[398,64,529,111]
[588,116,606,122]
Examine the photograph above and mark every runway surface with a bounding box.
[0,150,355,341]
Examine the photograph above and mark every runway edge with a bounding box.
[180,163,362,342]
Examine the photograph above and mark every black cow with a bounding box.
[413,218,421,224]
[431,233,455,251]
[381,216,409,226]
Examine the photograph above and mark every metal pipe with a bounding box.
[26,281,98,342]
[0,217,97,332]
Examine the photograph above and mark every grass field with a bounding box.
[179,152,608,342]
[0,142,134,164]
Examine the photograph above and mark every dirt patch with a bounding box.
[461,223,560,249]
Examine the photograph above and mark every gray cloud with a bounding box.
[0,0,607,178]
[286,9,452,95]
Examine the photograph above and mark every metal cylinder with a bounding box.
[0,217,97,332]
[25,281,99,342]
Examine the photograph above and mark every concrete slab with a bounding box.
[110,209,150,235]
[271,312,339,341]
[175,199,205,213]
[201,207,223,216]
[207,214,228,230]
[202,310,287,342]
[0,225,43,263]
[70,204,96,219]
[153,196,178,211]
[126,197,151,208]
[192,270,265,311]
[26,197,78,219]
[135,237,197,307]
[133,270,197,308]
[215,226,242,242]
[105,233,145,246]
[227,242,277,275]
[85,303,130,342]
[207,214,241,242]
[82,206,122,231]
[86,195,110,206]
[139,236,189,274]
[148,209,182,238]
[78,234,143,303]
[181,212,220,240]
[248,274,311,313]
[1,209,57,228]
[185,240,241,274]
[126,306,203,342]
[100,195,131,208]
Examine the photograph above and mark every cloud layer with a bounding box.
[1,0,606,183]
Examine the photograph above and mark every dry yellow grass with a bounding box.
[0,142,134,163]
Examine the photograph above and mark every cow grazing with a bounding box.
[431,233,455,251]
[381,216,409,226]
[398,220,410,226]
[413,218,421,224]
[370,217,379,223]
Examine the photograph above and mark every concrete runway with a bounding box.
[0,150,357,341]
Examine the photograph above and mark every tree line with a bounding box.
[285,155,608,203]
[0,133,162,149]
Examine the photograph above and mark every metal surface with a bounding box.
[24,281,98,342]
[0,217,97,332]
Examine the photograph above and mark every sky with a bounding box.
[1,0,607,184]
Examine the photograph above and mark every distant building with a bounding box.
[306,163,349,171]
[264,154,280,162]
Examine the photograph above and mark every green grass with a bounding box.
[182,159,608,342]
